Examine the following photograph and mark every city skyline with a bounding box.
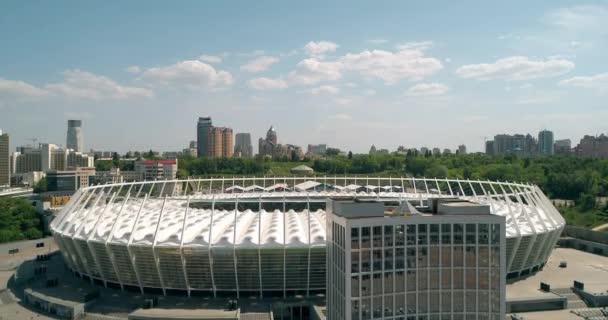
[1,1,607,153]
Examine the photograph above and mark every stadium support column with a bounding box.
[306,193,311,297]
[105,192,131,291]
[497,183,521,272]
[179,196,192,297]
[127,194,148,294]
[69,190,97,281]
[283,193,287,298]
[517,185,549,268]
[232,196,240,299]
[257,195,263,298]
[152,196,168,296]
[86,191,117,287]
[508,183,537,275]
[208,196,217,297]
[74,190,106,284]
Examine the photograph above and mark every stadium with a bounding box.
[50,177,565,297]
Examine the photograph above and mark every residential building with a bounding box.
[326,198,506,320]
[485,140,495,156]
[490,134,537,156]
[307,144,328,155]
[458,144,467,155]
[538,129,554,155]
[575,134,608,159]
[420,147,429,155]
[258,126,301,159]
[135,159,178,181]
[196,116,212,157]
[94,167,143,184]
[11,171,45,187]
[12,144,93,174]
[234,133,253,157]
[207,126,233,157]
[554,139,571,155]
[369,145,377,154]
[432,147,441,155]
[443,148,452,155]
[66,120,83,152]
[0,130,9,186]
[46,167,96,192]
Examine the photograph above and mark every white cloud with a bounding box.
[199,55,222,64]
[405,83,449,96]
[396,41,433,51]
[46,70,153,100]
[240,56,279,73]
[140,60,233,89]
[248,77,288,90]
[304,41,338,56]
[543,5,608,33]
[339,48,443,84]
[310,85,340,95]
[558,73,608,93]
[455,56,574,81]
[1,70,153,101]
[363,89,376,96]
[517,95,558,105]
[0,78,48,98]
[126,65,141,73]
[288,58,343,85]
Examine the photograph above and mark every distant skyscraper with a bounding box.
[458,144,467,154]
[197,117,212,157]
[66,120,83,152]
[0,130,9,186]
[234,133,253,157]
[485,140,495,155]
[538,129,554,155]
[554,139,571,155]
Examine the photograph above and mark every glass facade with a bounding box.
[328,216,505,320]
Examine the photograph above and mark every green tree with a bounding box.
[33,177,47,194]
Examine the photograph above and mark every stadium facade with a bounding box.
[50,177,564,298]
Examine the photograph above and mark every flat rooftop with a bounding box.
[507,247,608,299]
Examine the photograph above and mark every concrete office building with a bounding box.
[0,130,9,186]
[458,144,467,155]
[326,198,506,320]
[134,159,178,181]
[51,177,562,301]
[46,168,96,192]
[234,133,253,157]
[196,117,213,157]
[66,120,84,152]
[538,130,554,155]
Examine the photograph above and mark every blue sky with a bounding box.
[1,1,607,153]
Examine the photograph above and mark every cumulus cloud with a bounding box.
[396,41,433,51]
[240,56,279,73]
[304,41,339,56]
[248,77,288,90]
[405,83,449,96]
[0,78,49,98]
[559,73,608,93]
[288,58,343,85]
[140,60,233,89]
[339,48,443,84]
[1,70,153,101]
[199,55,222,64]
[455,56,574,81]
[46,70,153,99]
[310,85,340,95]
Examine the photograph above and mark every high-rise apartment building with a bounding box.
[538,129,554,155]
[575,134,608,159]
[12,144,93,174]
[554,139,571,155]
[0,130,9,186]
[196,117,213,157]
[207,127,233,157]
[134,159,178,181]
[327,198,506,320]
[234,133,253,157]
[489,134,537,156]
[458,144,467,155]
[66,120,83,152]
